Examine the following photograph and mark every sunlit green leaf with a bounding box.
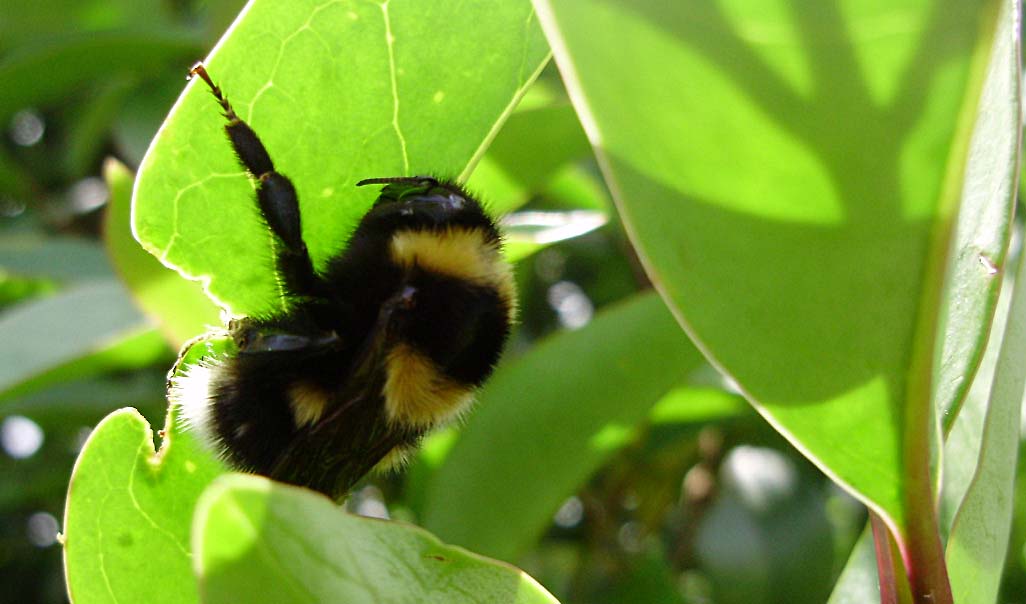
[534,3,1016,578]
[541,163,610,212]
[647,387,747,426]
[63,408,225,604]
[193,474,559,604]
[134,0,550,317]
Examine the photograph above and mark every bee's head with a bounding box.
[356,176,499,243]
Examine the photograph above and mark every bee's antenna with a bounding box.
[188,62,240,123]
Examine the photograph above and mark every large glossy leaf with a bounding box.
[422,292,704,561]
[534,3,1018,596]
[834,237,1026,604]
[193,474,559,604]
[134,0,550,317]
[63,408,225,604]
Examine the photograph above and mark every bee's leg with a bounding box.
[228,316,340,355]
[189,63,322,299]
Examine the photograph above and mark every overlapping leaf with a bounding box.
[194,474,559,604]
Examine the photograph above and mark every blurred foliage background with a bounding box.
[0,1,1024,603]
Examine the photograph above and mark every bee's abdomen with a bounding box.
[211,358,307,472]
[173,352,340,474]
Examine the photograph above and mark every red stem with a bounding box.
[871,514,900,604]
[871,513,912,604]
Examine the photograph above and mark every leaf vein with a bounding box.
[380,0,410,174]
[162,172,246,261]
[125,455,191,557]
[96,491,122,604]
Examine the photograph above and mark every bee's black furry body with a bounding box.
[172,65,514,499]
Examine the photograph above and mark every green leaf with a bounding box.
[0,0,178,51]
[934,0,1022,431]
[2,371,166,421]
[828,517,916,604]
[422,292,704,561]
[534,2,1017,589]
[63,408,225,604]
[945,6,1026,583]
[942,253,1022,603]
[939,248,1020,544]
[603,546,686,604]
[104,158,221,347]
[827,528,881,604]
[0,30,201,122]
[134,0,550,317]
[467,102,592,213]
[0,281,166,402]
[540,162,611,212]
[64,77,136,178]
[0,234,111,282]
[193,473,559,604]
[0,326,167,406]
[647,386,748,426]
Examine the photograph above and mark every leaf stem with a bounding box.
[893,2,1005,602]
[871,513,912,604]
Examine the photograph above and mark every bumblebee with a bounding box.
[170,64,515,500]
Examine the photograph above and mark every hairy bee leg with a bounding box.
[189,63,321,297]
